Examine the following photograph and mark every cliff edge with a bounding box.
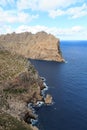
[0,49,44,130]
[0,31,64,62]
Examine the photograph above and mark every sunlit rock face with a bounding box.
[0,31,64,62]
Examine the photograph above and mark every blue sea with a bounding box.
[30,41,87,130]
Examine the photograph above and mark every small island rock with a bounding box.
[44,94,53,104]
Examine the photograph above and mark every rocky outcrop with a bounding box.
[44,94,53,104]
[0,31,64,62]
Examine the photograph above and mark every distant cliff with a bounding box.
[0,31,64,62]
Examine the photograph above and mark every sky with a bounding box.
[0,0,87,40]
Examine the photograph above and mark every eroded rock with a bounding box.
[0,31,64,62]
[44,94,53,104]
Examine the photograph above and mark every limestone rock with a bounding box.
[0,31,64,62]
[44,94,53,104]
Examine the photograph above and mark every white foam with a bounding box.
[36,101,44,107]
[41,77,46,82]
[30,119,38,125]
[43,82,48,90]
[65,61,68,63]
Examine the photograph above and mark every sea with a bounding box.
[30,41,87,130]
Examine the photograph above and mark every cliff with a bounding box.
[0,31,64,62]
[0,31,64,130]
[0,49,44,130]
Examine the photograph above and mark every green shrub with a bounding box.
[3,88,27,94]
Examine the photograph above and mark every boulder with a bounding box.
[44,94,52,104]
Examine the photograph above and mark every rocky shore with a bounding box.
[0,49,52,130]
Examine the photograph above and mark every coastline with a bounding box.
[0,32,64,130]
[0,49,52,130]
[27,76,52,127]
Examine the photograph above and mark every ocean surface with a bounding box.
[30,41,87,130]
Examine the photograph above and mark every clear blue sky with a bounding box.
[0,0,87,40]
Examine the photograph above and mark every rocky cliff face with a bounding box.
[0,49,44,130]
[0,31,63,130]
[0,31,64,62]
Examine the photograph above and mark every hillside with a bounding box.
[0,49,44,130]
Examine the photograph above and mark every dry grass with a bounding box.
[0,50,27,82]
[0,110,33,130]
[0,50,34,130]
[0,49,40,130]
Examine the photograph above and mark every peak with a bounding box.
[36,31,48,35]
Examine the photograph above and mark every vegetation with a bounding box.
[28,65,36,74]
[0,50,27,82]
[0,49,41,130]
[3,88,27,94]
[0,110,33,130]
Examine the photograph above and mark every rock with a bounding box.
[24,111,37,123]
[44,94,52,104]
[0,31,64,62]
[30,124,39,130]
[0,50,44,129]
